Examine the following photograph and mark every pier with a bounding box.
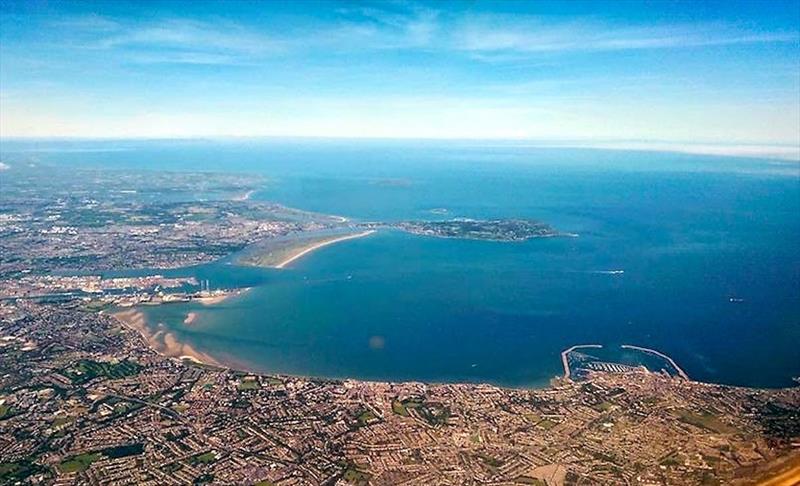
[561,344,603,379]
[621,344,690,380]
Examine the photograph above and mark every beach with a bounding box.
[194,287,250,306]
[275,230,376,269]
[111,308,221,366]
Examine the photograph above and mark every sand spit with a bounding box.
[275,230,376,269]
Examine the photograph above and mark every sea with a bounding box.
[3,138,799,388]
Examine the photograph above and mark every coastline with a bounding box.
[110,304,555,388]
[232,189,255,201]
[194,287,250,306]
[107,303,781,392]
[274,230,376,269]
[561,344,603,379]
[111,308,222,367]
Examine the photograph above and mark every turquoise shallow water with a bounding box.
[3,140,799,387]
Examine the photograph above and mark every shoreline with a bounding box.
[107,304,794,391]
[109,305,557,388]
[111,308,223,367]
[561,344,603,379]
[621,344,690,380]
[275,230,376,269]
[109,302,556,388]
[232,189,255,201]
[194,287,250,306]
[562,344,691,381]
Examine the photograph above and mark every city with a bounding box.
[1,300,798,485]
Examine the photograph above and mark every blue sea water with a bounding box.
[2,139,799,388]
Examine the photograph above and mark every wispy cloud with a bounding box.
[104,19,283,55]
[51,16,283,65]
[3,2,797,142]
[451,16,798,55]
[51,13,120,32]
[336,4,440,48]
[47,7,798,66]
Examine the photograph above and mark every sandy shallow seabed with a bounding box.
[111,308,221,366]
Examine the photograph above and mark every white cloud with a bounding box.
[451,16,798,55]
[106,19,283,55]
[52,16,284,64]
[52,14,120,32]
[46,9,798,66]
[540,141,800,162]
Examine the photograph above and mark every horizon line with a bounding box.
[2,135,798,162]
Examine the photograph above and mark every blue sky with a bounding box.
[1,0,798,148]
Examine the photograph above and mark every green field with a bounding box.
[52,417,71,427]
[356,409,377,427]
[191,452,217,465]
[391,397,424,417]
[593,401,614,412]
[676,410,737,434]
[0,461,45,483]
[237,378,260,390]
[417,402,450,427]
[0,404,12,419]
[62,359,141,384]
[477,453,503,468]
[516,477,547,486]
[391,397,450,426]
[59,453,102,473]
[342,468,371,485]
[537,419,557,430]
[392,400,409,416]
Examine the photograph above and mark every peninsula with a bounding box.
[395,218,567,241]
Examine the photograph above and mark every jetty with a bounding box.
[561,344,603,379]
[621,344,690,380]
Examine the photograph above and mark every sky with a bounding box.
[1,0,799,150]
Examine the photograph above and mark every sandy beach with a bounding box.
[194,287,250,306]
[111,308,221,366]
[275,230,375,269]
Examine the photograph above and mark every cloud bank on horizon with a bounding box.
[1,0,798,152]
